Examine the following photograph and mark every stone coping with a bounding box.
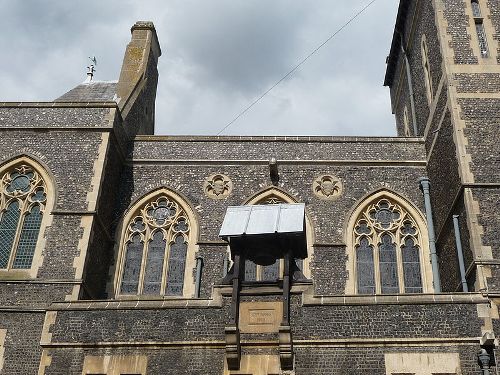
[303,292,489,306]
[41,337,480,349]
[0,102,118,108]
[127,159,427,166]
[133,135,424,143]
[46,292,488,311]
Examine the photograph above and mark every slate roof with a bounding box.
[55,81,118,102]
[384,0,411,87]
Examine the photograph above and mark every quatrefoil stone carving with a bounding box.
[312,175,343,200]
[203,174,233,199]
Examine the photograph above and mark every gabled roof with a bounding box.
[55,81,118,102]
[384,0,411,87]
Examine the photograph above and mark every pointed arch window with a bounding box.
[353,198,425,294]
[421,35,433,106]
[240,190,311,282]
[0,165,47,270]
[471,0,489,57]
[117,195,194,297]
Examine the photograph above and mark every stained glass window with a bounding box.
[244,259,257,281]
[421,36,433,105]
[13,205,42,269]
[262,260,280,281]
[356,237,375,294]
[119,195,191,296]
[379,234,399,294]
[165,236,188,296]
[472,0,481,17]
[475,23,489,57]
[0,165,46,271]
[471,1,489,57]
[353,198,424,294]
[120,235,143,294]
[143,231,166,295]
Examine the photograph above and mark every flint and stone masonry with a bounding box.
[0,1,500,374]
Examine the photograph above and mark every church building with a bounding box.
[0,0,499,373]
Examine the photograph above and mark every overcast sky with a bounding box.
[0,0,400,136]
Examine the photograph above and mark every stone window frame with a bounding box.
[0,157,54,279]
[0,329,5,373]
[345,190,434,294]
[403,106,411,137]
[112,187,199,299]
[238,187,314,281]
[421,35,434,107]
[470,0,490,58]
[82,355,147,375]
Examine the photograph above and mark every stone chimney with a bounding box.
[116,21,162,136]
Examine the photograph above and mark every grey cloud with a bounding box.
[166,0,310,93]
[1,0,400,136]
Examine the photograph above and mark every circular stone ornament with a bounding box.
[312,175,343,200]
[203,174,233,199]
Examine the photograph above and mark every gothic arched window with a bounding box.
[347,192,432,295]
[116,192,197,297]
[0,164,47,271]
[421,35,433,106]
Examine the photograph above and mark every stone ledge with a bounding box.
[40,337,480,349]
[0,126,114,131]
[0,102,118,108]
[134,135,424,143]
[48,296,224,311]
[126,159,427,166]
[303,292,489,306]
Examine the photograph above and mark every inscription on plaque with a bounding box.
[249,309,275,326]
[239,302,282,333]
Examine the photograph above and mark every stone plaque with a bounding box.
[239,302,282,333]
[223,354,280,375]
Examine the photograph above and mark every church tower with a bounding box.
[385,0,500,297]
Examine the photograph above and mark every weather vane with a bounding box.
[85,56,97,82]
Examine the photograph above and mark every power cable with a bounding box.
[216,0,379,136]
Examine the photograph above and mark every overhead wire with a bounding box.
[216,0,379,136]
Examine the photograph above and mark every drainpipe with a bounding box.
[452,215,469,292]
[400,33,419,136]
[478,349,491,375]
[195,256,204,298]
[418,177,441,292]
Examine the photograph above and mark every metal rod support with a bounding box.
[452,215,469,292]
[230,253,242,325]
[282,251,291,326]
[419,177,442,292]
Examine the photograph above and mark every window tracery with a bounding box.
[118,195,191,296]
[353,198,424,294]
[0,165,46,270]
